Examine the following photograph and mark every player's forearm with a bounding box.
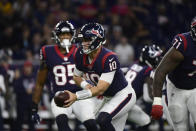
[90,86,104,96]
[32,84,44,104]
[32,69,47,104]
[90,80,109,96]
[153,70,166,97]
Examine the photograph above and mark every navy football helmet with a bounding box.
[139,45,163,68]
[78,23,106,54]
[52,20,76,52]
[191,16,196,41]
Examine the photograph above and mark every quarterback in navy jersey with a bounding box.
[64,23,136,131]
[125,45,162,128]
[151,17,196,131]
[32,21,99,131]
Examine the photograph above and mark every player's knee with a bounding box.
[139,114,151,126]
[97,112,112,126]
[83,119,98,131]
[56,114,68,125]
[168,105,186,124]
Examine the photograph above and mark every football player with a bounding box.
[64,23,136,131]
[125,45,162,129]
[151,17,196,131]
[31,20,99,131]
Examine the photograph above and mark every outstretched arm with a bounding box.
[73,72,113,97]
[65,68,115,107]
[31,60,48,124]
[153,47,184,97]
[32,61,48,104]
[151,47,184,120]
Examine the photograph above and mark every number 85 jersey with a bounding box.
[73,47,128,97]
[40,44,82,96]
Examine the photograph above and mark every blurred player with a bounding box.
[64,23,136,131]
[31,20,99,131]
[151,17,196,131]
[125,45,162,129]
[14,61,35,131]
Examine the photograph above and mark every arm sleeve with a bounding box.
[40,46,46,61]
[102,54,120,73]
[171,34,187,56]
[99,71,116,84]
[74,66,84,77]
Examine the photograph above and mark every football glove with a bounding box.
[151,97,163,120]
[31,102,41,124]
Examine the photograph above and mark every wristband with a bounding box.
[76,89,92,100]
[32,102,38,113]
[80,81,89,89]
[153,97,162,105]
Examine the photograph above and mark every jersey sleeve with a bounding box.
[171,34,188,56]
[74,66,84,77]
[102,54,120,73]
[40,46,47,61]
[74,47,84,71]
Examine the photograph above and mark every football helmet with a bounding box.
[78,23,106,54]
[191,16,196,41]
[139,45,163,68]
[52,20,76,52]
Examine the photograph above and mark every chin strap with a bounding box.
[65,46,69,53]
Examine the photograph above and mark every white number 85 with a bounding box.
[53,65,75,86]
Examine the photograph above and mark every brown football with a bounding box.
[54,91,70,107]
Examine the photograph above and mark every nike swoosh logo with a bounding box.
[109,57,114,62]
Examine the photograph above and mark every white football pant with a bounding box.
[98,85,136,131]
[166,77,196,131]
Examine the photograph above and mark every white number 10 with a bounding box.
[109,61,117,71]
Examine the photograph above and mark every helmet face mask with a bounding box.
[78,23,106,54]
[139,45,163,68]
[52,21,76,52]
[191,17,196,41]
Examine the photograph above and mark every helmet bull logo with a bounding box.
[86,28,102,38]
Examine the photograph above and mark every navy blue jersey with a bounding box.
[40,44,82,97]
[74,47,128,96]
[0,66,7,76]
[125,62,152,98]
[168,32,196,90]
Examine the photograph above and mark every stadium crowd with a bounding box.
[0,0,195,130]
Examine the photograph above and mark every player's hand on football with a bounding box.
[63,90,77,107]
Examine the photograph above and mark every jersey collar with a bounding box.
[83,47,102,69]
[54,45,76,60]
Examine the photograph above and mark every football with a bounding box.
[54,91,70,107]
